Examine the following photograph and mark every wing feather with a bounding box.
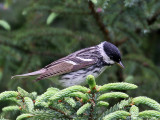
[36,56,98,81]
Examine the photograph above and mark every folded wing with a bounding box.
[36,57,98,81]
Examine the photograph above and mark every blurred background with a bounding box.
[0,0,160,106]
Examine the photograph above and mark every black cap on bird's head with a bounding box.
[103,41,124,68]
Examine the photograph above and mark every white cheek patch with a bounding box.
[66,61,77,65]
[98,43,114,64]
[108,60,115,64]
[76,57,93,62]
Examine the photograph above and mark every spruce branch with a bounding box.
[2,106,20,113]
[68,92,89,102]
[0,39,63,57]
[130,105,139,120]
[132,96,160,111]
[99,82,137,92]
[86,75,96,91]
[77,103,91,116]
[0,75,160,120]
[49,86,89,101]
[24,97,34,112]
[0,91,18,101]
[97,92,129,101]
[64,97,76,108]
[99,99,131,119]
[97,101,109,107]
[48,106,73,120]
[89,93,95,120]
[35,87,59,107]
[103,110,130,120]
[139,110,160,119]
[16,114,34,120]
[18,87,30,98]
[87,75,97,120]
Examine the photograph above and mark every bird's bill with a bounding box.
[117,61,124,68]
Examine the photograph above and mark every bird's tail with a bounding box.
[11,69,46,79]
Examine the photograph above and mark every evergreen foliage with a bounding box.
[0,75,160,120]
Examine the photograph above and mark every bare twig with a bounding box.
[147,9,160,25]
[115,37,129,46]
[116,69,124,82]
[88,0,111,42]
[88,1,128,46]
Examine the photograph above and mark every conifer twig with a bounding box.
[88,0,111,42]
[89,93,95,120]
[0,40,63,57]
[49,106,73,120]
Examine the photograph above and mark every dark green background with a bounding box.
[0,0,160,105]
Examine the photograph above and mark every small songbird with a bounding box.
[12,41,124,87]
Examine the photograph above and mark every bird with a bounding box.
[11,41,124,87]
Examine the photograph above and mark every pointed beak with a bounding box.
[117,61,124,69]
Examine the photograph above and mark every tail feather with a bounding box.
[11,69,46,79]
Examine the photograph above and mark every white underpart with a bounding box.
[66,61,77,65]
[60,66,108,87]
[76,57,93,61]
[98,42,114,64]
